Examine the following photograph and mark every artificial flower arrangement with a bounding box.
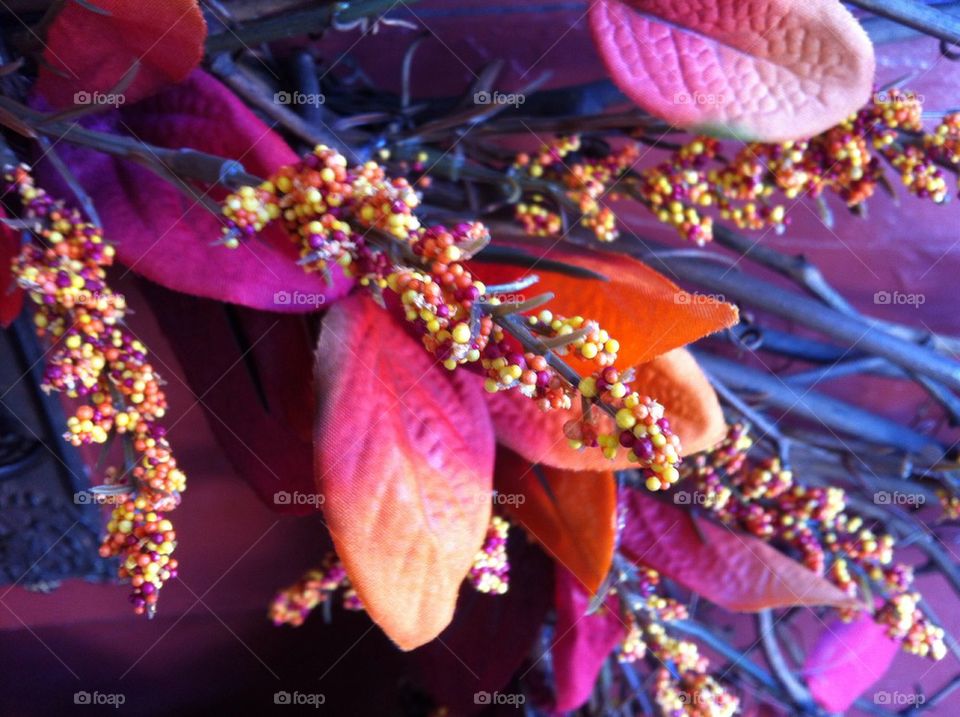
[1,0,960,714]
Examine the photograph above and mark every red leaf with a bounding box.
[36,0,206,108]
[472,238,738,372]
[496,449,616,595]
[1,215,23,327]
[140,282,318,515]
[552,566,626,712]
[589,0,875,141]
[410,534,553,713]
[631,348,726,455]
[621,490,861,611]
[35,70,353,311]
[315,296,496,649]
[803,613,899,712]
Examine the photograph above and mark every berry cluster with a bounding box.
[514,135,639,242]
[616,567,738,717]
[269,552,363,627]
[6,165,184,616]
[682,424,945,660]
[221,146,683,489]
[467,515,510,594]
[511,91,960,246]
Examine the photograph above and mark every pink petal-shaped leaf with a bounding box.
[589,0,875,141]
[622,490,861,611]
[34,70,352,311]
[552,566,625,711]
[315,296,495,650]
[803,612,899,712]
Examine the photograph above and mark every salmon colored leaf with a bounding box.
[315,296,495,650]
[410,533,553,713]
[631,348,725,455]
[1,216,23,327]
[34,70,353,311]
[803,613,899,712]
[484,389,637,471]
[588,0,875,141]
[36,0,206,108]
[141,282,318,516]
[495,449,616,595]
[473,238,738,372]
[621,490,861,611]
[552,566,626,712]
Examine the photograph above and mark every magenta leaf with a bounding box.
[551,566,626,711]
[803,612,900,712]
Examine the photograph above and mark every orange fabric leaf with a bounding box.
[589,0,875,142]
[495,449,616,595]
[37,0,206,108]
[483,347,723,471]
[472,239,738,373]
[631,348,725,455]
[622,491,860,611]
[314,296,495,650]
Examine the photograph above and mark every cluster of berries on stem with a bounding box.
[5,165,182,616]
[220,146,682,490]
[681,423,945,660]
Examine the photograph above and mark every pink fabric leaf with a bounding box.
[803,612,899,712]
[551,566,626,711]
[34,70,352,311]
[589,0,875,141]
